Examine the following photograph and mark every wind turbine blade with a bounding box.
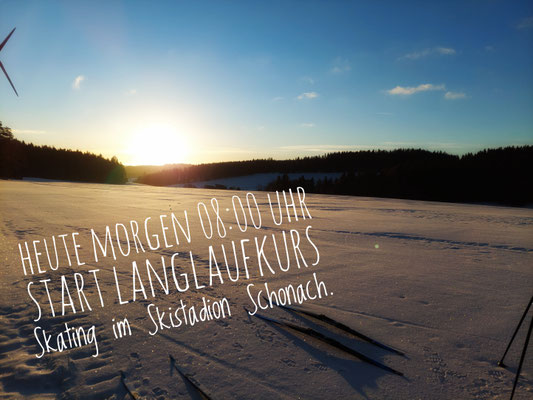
[0,61,18,96]
[0,28,16,53]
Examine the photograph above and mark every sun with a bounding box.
[127,123,189,165]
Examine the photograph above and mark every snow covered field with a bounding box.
[0,180,532,399]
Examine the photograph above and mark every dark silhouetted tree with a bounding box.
[0,121,127,184]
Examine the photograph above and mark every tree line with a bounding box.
[0,122,126,184]
[138,146,533,206]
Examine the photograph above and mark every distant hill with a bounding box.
[137,146,533,206]
[0,122,126,184]
[124,164,189,179]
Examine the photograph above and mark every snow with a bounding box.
[0,179,532,399]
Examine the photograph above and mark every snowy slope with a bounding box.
[0,180,532,399]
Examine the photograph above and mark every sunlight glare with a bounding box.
[127,124,188,165]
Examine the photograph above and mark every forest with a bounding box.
[2,119,531,205]
[0,122,126,184]
[138,146,533,206]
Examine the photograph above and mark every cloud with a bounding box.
[401,49,430,60]
[380,141,464,150]
[387,84,466,99]
[444,91,466,100]
[300,123,315,128]
[300,76,315,85]
[201,146,253,154]
[435,47,456,55]
[297,91,319,100]
[331,66,350,74]
[12,129,46,135]
[484,45,495,52]
[517,16,533,30]
[399,47,456,60]
[72,75,86,90]
[272,96,284,102]
[387,83,445,96]
[279,142,468,153]
[126,89,137,96]
[279,144,370,152]
[330,57,351,74]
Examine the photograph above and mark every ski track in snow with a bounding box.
[320,229,533,253]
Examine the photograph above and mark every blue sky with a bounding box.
[1,0,532,165]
